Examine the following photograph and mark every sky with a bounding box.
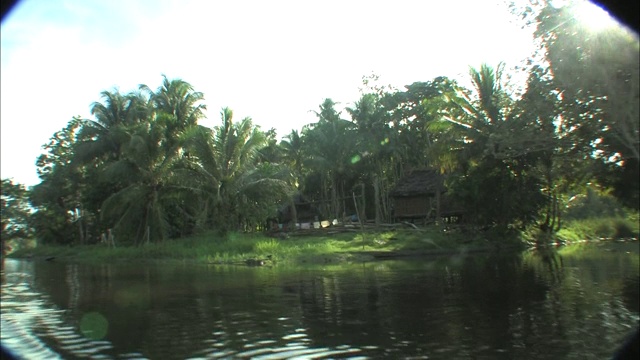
[0,0,541,187]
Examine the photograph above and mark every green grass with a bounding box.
[8,215,637,265]
[518,213,639,247]
[8,226,498,265]
[556,217,639,243]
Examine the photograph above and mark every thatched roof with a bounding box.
[390,169,444,197]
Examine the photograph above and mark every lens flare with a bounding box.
[80,312,109,340]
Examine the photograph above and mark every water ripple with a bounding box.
[1,266,118,360]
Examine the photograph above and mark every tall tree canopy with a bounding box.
[24,11,638,245]
[1,179,32,243]
[530,0,639,208]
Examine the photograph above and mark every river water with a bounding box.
[1,241,638,359]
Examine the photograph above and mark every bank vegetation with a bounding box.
[2,0,638,257]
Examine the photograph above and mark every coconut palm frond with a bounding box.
[100,183,146,224]
[102,159,141,186]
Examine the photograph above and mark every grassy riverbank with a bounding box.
[8,216,637,265]
[7,226,520,265]
[520,215,639,246]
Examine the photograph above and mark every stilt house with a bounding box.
[390,169,463,222]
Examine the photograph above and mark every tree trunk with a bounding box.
[352,192,366,249]
[360,182,366,222]
[374,175,381,225]
[436,188,441,227]
[549,191,556,231]
[321,175,329,218]
[77,208,85,245]
[85,222,90,245]
[331,176,339,220]
[381,177,390,222]
[290,195,298,229]
[553,193,562,232]
[542,165,553,233]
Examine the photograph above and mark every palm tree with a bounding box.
[432,64,547,228]
[347,92,397,223]
[303,99,358,220]
[141,75,206,126]
[94,77,207,244]
[428,64,513,168]
[99,120,173,244]
[63,90,153,244]
[280,129,306,226]
[185,108,291,235]
[140,75,206,159]
[280,129,305,190]
[74,89,150,165]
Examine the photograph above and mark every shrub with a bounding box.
[593,220,614,239]
[613,219,637,239]
[564,188,628,220]
[557,217,639,241]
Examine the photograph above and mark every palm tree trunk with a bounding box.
[77,208,85,245]
[290,195,298,229]
[374,175,381,225]
[552,192,562,232]
[435,186,441,227]
[360,182,367,222]
[321,175,329,218]
[542,165,553,232]
[331,176,338,220]
[381,174,391,222]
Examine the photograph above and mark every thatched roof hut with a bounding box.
[390,169,463,221]
[390,169,444,198]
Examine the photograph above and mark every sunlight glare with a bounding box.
[573,1,617,31]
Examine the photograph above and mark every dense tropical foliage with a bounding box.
[2,0,637,247]
[1,179,32,251]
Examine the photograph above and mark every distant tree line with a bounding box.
[1,0,637,246]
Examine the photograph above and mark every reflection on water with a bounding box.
[1,242,638,359]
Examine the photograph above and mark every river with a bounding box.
[1,241,638,359]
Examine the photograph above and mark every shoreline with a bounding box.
[5,226,638,267]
